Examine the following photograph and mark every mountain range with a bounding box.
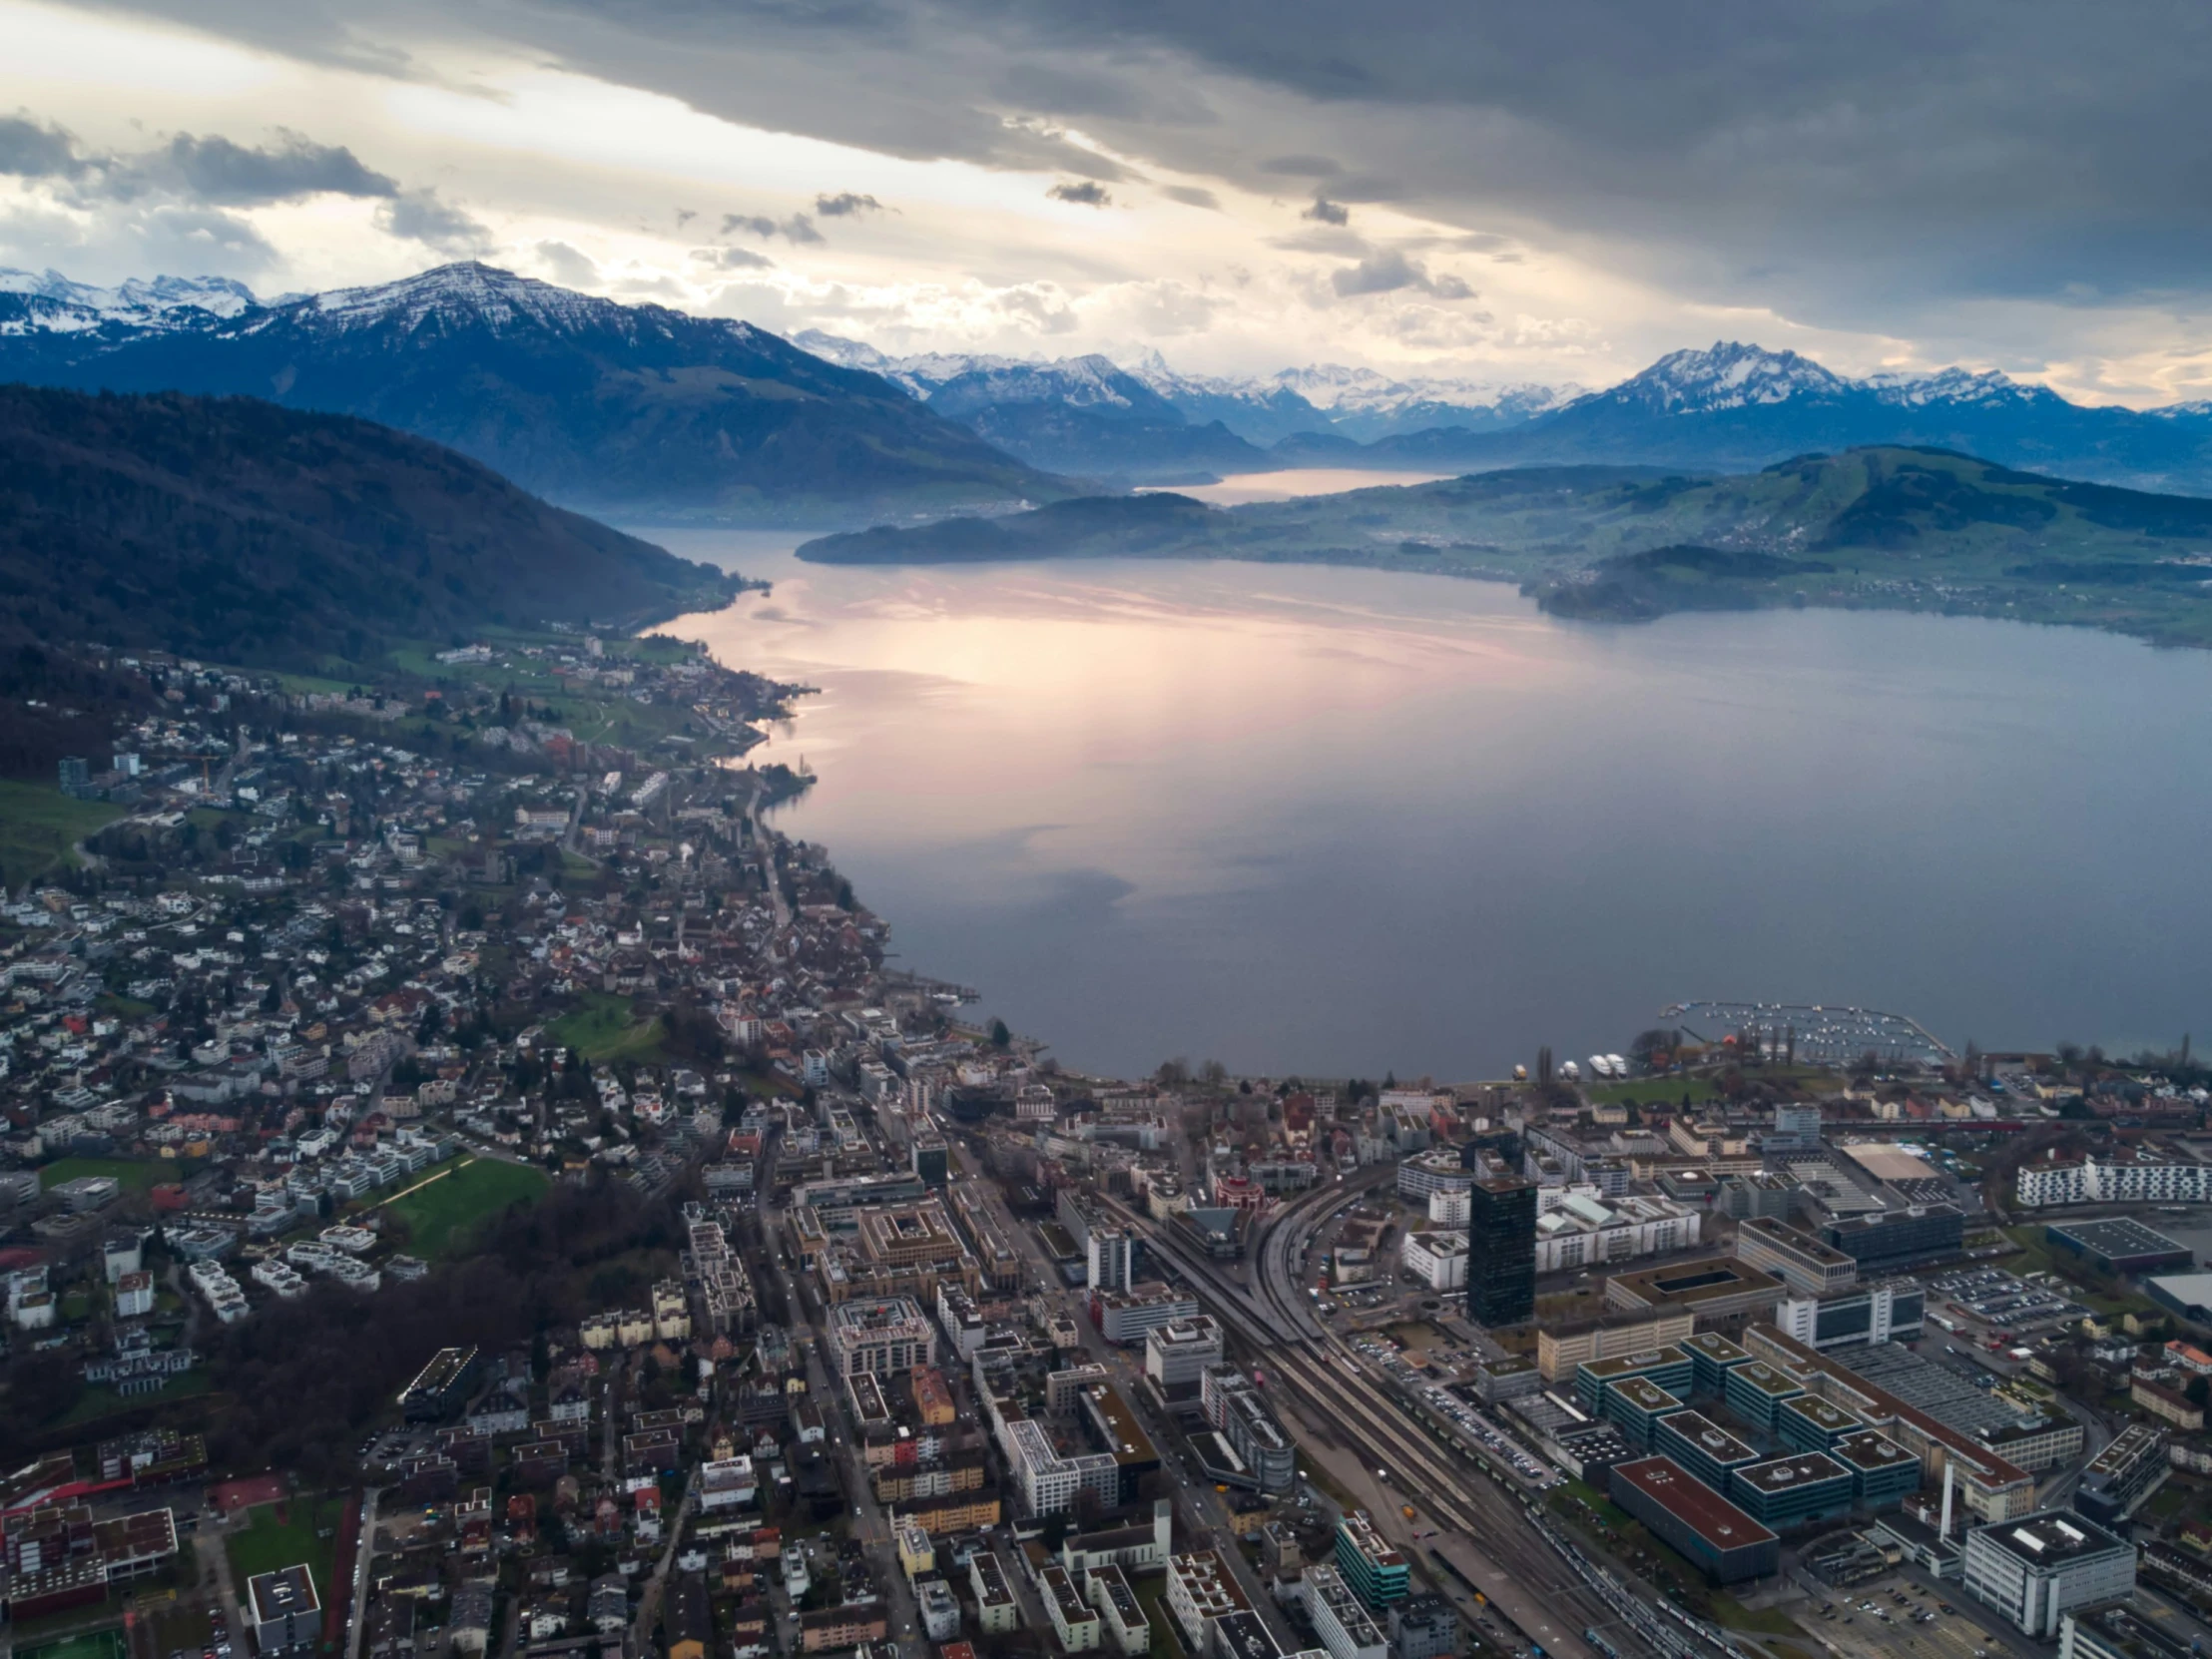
[0,382,741,665]
[15,263,2212,511]
[793,331,2212,495]
[0,264,1063,524]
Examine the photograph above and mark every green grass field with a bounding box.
[225,1498,339,1609]
[63,1372,212,1427]
[374,1158,549,1259]
[0,781,127,881]
[39,1156,171,1192]
[547,991,667,1062]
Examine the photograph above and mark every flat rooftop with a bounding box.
[1971,1509,2129,1567]
[1610,1378,1682,1412]
[1681,1332,1751,1364]
[1839,1143,1939,1183]
[1736,1450,1850,1494]
[1780,1395,1863,1432]
[1613,1457,1778,1551]
[1658,1411,1758,1464]
[1743,1217,1857,1267]
[1831,1429,1917,1471]
[1611,1257,1784,1307]
[1729,1362,1806,1398]
[1582,1346,1689,1381]
[2049,1216,2191,1260]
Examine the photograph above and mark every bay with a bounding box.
[658,533,2212,1081]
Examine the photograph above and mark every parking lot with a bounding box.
[1414,1382,1559,1488]
[1798,1576,2009,1659]
[1926,1266,2086,1334]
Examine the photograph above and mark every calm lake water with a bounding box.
[657,534,2212,1081]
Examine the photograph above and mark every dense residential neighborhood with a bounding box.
[11,634,2212,1659]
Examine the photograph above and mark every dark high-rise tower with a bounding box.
[1466,1177,1536,1327]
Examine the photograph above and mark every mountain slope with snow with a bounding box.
[0,264,1062,523]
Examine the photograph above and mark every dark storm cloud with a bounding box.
[1329,247,1473,298]
[80,0,2212,325]
[814,192,884,217]
[157,131,397,205]
[1048,180,1112,207]
[373,188,489,253]
[0,114,397,206]
[1302,196,1349,226]
[0,113,87,179]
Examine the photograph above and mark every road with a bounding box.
[628,1489,699,1651]
[342,1487,381,1659]
[755,1183,926,1650]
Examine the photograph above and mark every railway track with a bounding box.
[1117,1187,1647,1659]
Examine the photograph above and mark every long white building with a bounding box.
[1533,1191,1702,1274]
[2013,1152,2212,1209]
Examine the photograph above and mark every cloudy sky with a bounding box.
[4,0,2209,401]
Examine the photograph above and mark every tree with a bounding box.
[988,1018,1011,1049]
[1156,1057,1190,1088]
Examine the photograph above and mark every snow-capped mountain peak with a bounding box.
[297,262,645,338]
[0,267,258,332]
[1606,341,1850,414]
[1862,365,2051,408]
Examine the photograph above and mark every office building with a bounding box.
[1962,1510,2135,1639]
[1774,1280,1925,1351]
[1729,1451,1855,1531]
[1387,1595,1459,1659]
[1573,1347,1695,1414]
[1608,1457,1778,1585]
[1465,1177,1536,1328]
[2073,1424,2169,1529]
[1766,1103,1823,1155]
[1088,1228,1135,1292]
[1821,1205,1966,1273]
[247,1565,321,1653]
[1652,1412,1762,1495]
[1334,1510,1408,1609]
[1146,1317,1225,1388]
[1736,1218,1859,1298]
[1830,1431,1924,1511]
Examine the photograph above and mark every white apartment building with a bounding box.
[1427,1188,1472,1228]
[1399,1231,1468,1291]
[1533,1191,1703,1274]
[1303,1563,1387,1659]
[828,1296,934,1377]
[2014,1152,2212,1208]
[1166,1551,1248,1653]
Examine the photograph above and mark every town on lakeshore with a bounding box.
[5,634,2212,1659]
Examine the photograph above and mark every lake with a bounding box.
[659,534,2212,1081]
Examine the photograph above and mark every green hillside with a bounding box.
[804,447,2212,645]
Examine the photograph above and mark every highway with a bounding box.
[1112,1174,1674,1659]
